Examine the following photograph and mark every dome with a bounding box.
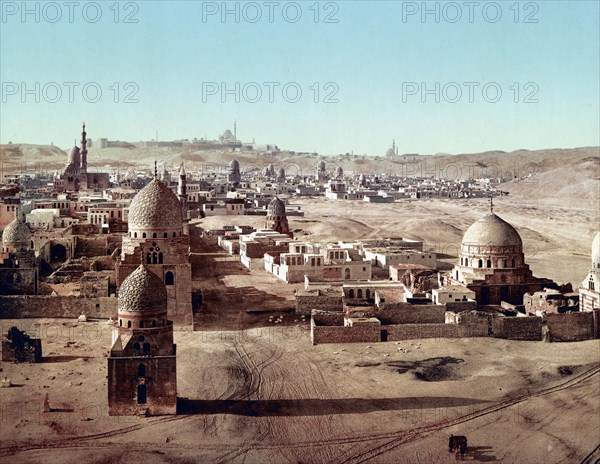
[68,146,80,165]
[127,178,183,231]
[2,217,31,244]
[386,147,396,157]
[267,197,286,217]
[278,168,285,178]
[462,213,522,248]
[118,265,167,313]
[336,166,344,177]
[318,160,326,171]
[229,159,240,170]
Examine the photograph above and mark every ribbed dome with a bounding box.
[229,159,240,170]
[462,213,522,247]
[128,178,183,230]
[68,146,80,165]
[118,265,167,313]
[267,197,286,217]
[2,217,31,244]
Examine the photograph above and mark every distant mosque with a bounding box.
[54,123,110,192]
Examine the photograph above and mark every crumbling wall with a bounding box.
[492,317,542,341]
[544,312,596,342]
[385,322,488,341]
[0,295,115,319]
[1,327,42,362]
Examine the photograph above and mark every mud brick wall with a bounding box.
[492,317,542,340]
[312,312,345,326]
[385,322,489,341]
[377,304,445,324]
[544,312,596,341]
[0,296,116,319]
[296,294,343,315]
[311,324,381,345]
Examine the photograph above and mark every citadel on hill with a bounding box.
[0,124,598,415]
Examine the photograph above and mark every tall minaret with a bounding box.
[80,122,88,173]
[234,121,237,140]
[178,163,189,223]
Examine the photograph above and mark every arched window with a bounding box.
[134,232,137,238]
[147,253,152,264]
[142,233,146,238]
[165,271,174,285]
[152,319,157,327]
[478,259,483,268]
[143,343,151,355]
[127,321,132,328]
[589,278,595,291]
[138,364,146,377]
[164,232,168,238]
[366,289,371,299]
[503,258,507,268]
[349,289,354,298]
[132,342,140,355]
[119,319,122,326]
[358,289,363,299]
[139,321,144,328]
[344,268,351,280]
[158,252,163,264]
[511,258,515,267]
[153,233,157,239]
[153,253,158,264]
[486,259,492,268]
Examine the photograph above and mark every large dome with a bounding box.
[118,265,167,313]
[267,197,286,217]
[229,159,240,170]
[462,213,522,248]
[2,217,31,244]
[128,178,183,231]
[68,146,80,165]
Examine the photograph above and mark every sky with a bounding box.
[1,0,599,156]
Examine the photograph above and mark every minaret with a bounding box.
[234,121,237,140]
[80,122,87,173]
[178,163,189,224]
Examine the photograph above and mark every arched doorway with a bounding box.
[51,244,67,262]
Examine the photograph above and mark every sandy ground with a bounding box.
[0,318,598,463]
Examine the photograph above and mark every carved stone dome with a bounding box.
[2,217,31,244]
[462,213,522,248]
[127,178,183,231]
[267,197,286,217]
[118,265,167,314]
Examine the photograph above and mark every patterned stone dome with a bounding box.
[118,265,167,313]
[128,178,183,231]
[267,197,286,217]
[2,217,31,244]
[462,213,522,248]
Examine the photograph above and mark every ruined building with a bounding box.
[0,214,38,295]
[447,205,557,305]
[54,123,110,192]
[579,232,600,312]
[108,264,177,415]
[265,197,291,237]
[2,326,42,363]
[116,168,192,324]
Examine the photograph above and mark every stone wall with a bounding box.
[492,316,542,341]
[544,311,597,342]
[385,322,489,341]
[296,293,343,315]
[311,323,381,345]
[377,304,445,324]
[0,295,116,319]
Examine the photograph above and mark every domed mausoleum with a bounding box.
[116,169,192,324]
[579,232,600,312]
[108,264,177,416]
[0,215,38,295]
[265,197,291,237]
[448,206,558,305]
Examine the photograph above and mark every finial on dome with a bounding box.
[489,194,494,213]
[139,245,144,265]
[154,161,157,179]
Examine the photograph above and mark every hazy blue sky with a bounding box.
[1,1,598,155]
